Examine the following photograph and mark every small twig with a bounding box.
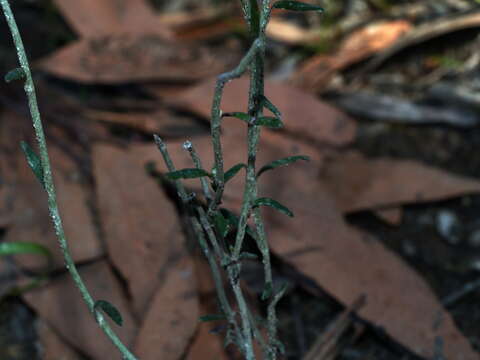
[442,277,480,307]
[0,2,137,359]
[208,38,262,216]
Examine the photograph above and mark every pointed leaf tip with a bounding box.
[272,1,324,12]
[94,300,123,326]
[199,314,226,322]
[20,141,45,188]
[165,168,211,180]
[255,116,283,129]
[225,163,247,183]
[257,155,310,177]
[5,67,25,83]
[253,197,294,217]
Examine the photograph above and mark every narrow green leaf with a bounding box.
[94,300,123,326]
[223,112,251,124]
[0,241,52,265]
[213,212,230,238]
[260,95,282,119]
[165,168,211,180]
[253,198,294,217]
[225,163,247,183]
[5,67,25,83]
[20,141,44,188]
[257,155,310,177]
[272,0,324,12]
[239,252,259,261]
[261,281,273,300]
[199,314,226,322]
[255,116,283,129]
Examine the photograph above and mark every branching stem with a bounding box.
[0,1,137,359]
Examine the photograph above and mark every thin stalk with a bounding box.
[208,38,261,216]
[0,1,137,359]
[154,135,241,342]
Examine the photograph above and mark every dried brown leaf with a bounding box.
[38,35,229,84]
[321,151,480,213]
[93,144,186,317]
[0,113,102,269]
[170,78,356,147]
[134,255,198,360]
[293,20,411,90]
[52,0,171,38]
[23,261,137,360]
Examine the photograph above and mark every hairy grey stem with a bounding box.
[154,135,242,343]
[0,1,137,359]
[208,38,262,216]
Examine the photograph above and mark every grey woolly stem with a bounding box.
[208,38,261,216]
[154,135,241,341]
[184,141,212,202]
[182,140,257,359]
[0,2,137,359]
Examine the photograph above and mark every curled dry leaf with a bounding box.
[169,77,356,147]
[367,11,480,70]
[52,0,172,38]
[23,261,137,360]
[292,20,412,91]
[93,144,187,317]
[38,34,230,84]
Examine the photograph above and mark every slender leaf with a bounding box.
[253,197,294,217]
[223,112,251,124]
[0,241,52,265]
[255,116,283,129]
[199,314,226,322]
[20,141,44,188]
[213,212,231,238]
[239,252,259,261]
[165,168,211,180]
[260,95,282,119]
[5,67,25,83]
[257,155,310,177]
[94,300,123,326]
[261,281,273,300]
[225,163,247,183]
[272,0,324,12]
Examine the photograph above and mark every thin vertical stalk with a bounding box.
[0,1,137,359]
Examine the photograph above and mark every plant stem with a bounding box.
[154,135,242,341]
[0,2,137,359]
[208,38,261,216]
